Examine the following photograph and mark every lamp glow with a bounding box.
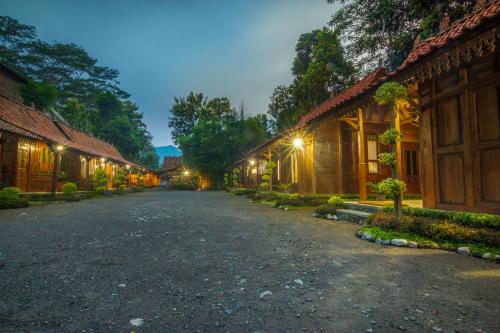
[249,159,256,166]
[125,164,130,169]
[184,170,190,176]
[100,157,106,163]
[56,145,64,151]
[293,138,304,148]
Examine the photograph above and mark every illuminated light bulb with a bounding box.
[293,138,303,148]
[56,145,64,151]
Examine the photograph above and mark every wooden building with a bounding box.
[0,94,145,192]
[390,1,500,214]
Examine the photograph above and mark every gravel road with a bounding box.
[0,190,498,333]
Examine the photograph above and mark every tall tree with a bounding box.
[267,28,355,134]
[327,0,478,70]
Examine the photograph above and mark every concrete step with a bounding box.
[345,202,381,214]
[335,209,371,224]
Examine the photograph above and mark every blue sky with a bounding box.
[1,0,337,146]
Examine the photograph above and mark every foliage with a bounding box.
[0,16,154,163]
[232,188,256,196]
[267,28,355,133]
[368,212,499,248]
[328,195,346,208]
[62,182,78,196]
[377,152,396,166]
[92,168,108,188]
[57,171,67,181]
[113,167,126,187]
[374,82,408,107]
[382,206,500,230]
[132,185,145,192]
[95,186,107,195]
[367,181,385,194]
[327,0,478,70]
[0,191,29,209]
[21,80,57,110]
[137,149,160,170]
[377,178,406,197]
[174,95,269,188]
[314,204,338,217]
[1,186,21,196]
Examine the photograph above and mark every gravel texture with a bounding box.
[0,190,499,333]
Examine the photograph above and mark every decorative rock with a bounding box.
[326,214,334,220]
[494,254,500,261]
[382,240,391,245]
[430,242,439,249]
[375,238,382,245]
[362,232,373,241]
[408,241,418,248]
[130,318,144,327]
[457,247,470,256]
[432,326,442,332]
[391,239,408,247]
[312,213,320,218]
[117,283,126,288]
[259,290,272,300]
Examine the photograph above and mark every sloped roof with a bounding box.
[394,0,500,75]
[297,67,388,127]
[162,156,183,171]
[0,94,129,164]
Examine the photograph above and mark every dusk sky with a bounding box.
[1,0,337,146]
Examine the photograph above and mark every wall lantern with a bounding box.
[293,137,304,149]
[125,164,131,169]
[56,145,64,151]
[100,157,106,163]
[249,159,256,166]
[184,170,190,176]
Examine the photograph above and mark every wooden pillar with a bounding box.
[357,108,367,200]
[86,157,91,190]
[267,149,272,190]
[336,121,343,194]
[310,134,316,194]
[51,149,59,195]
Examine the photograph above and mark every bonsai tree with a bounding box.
[260,160,276,191]
[232,168,240,188]
[113,167,126,188]
[373,82,408,222]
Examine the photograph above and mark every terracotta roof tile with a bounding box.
[297,67,387,127]
[0,95,128,164]
[394,0,500,74]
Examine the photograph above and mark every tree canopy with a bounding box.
[169,93,269,187]
[0,16,157,168]
[327,0,478,71]
[267,28,355,133]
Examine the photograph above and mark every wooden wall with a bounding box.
[419,51,500,214]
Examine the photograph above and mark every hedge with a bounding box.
[382,206,500,230]
[369,212,499,248]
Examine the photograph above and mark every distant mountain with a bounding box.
[155,145,181,166]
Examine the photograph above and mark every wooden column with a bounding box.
[86,157,91,190]
[310,134,316,194]
[51,149,59,195]
[336,121,343,194]
[357,108,367,200]
[267,149,272,190]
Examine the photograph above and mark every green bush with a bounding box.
[328,196,346,208]
[233,188,256,196]
[378,178,406,196]
[370,212,500,248]
[314,204,337,217]
[1,186,21,196]
[95,186,107,195]
[132,185,145,192]
[169,183,195,190]
[62,182,78,196]
[382,206,500,230]
[0,192,29,209]
[92,168,108,188]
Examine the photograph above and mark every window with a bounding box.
[367,135,379,173]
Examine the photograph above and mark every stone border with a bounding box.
[356,230,499,263]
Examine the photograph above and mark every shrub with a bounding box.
[369,212,499,248]
[378,178,406,196]
[95,186,107,195]
[170,183,195,190]
[328,196,346,208]
[382,206,500,230]
[119,184,126,190]
[0,193,29,209]
[92,168,108,188]
[62,182,78,196]
[132,185,145,192]
[378,152,396,166]
[1,186,21,196]
[314,204,337,217]
[378,128,402,145]
[57,171,67,181]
